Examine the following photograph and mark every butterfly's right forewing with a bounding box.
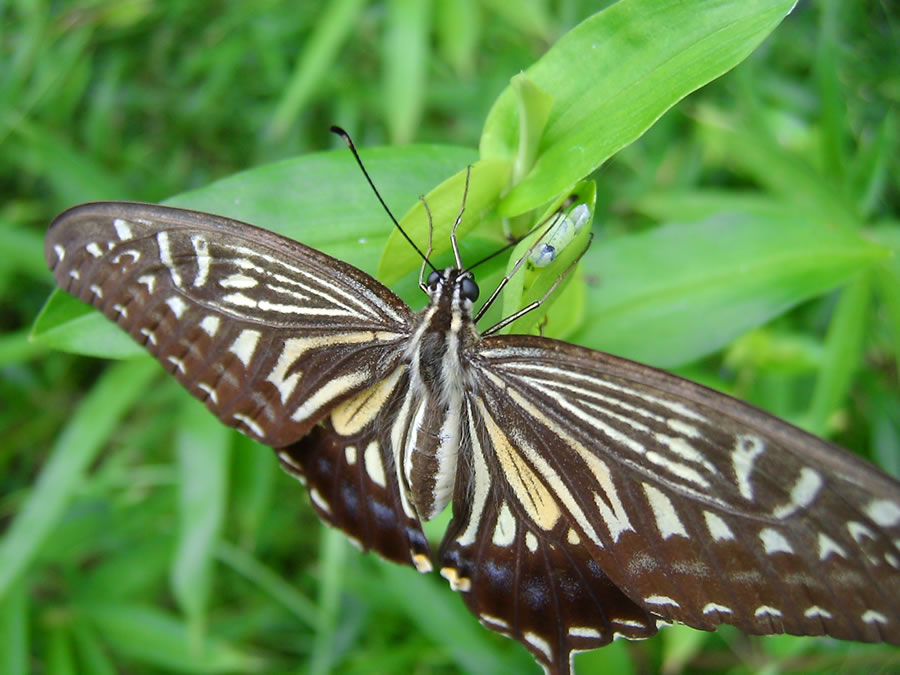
[45,202,414,448]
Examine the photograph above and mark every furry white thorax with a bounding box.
[402,268,478,520]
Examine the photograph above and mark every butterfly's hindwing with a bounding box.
[45,202,413,448]
[473,335,900,649]
[439,399,658,672]
[277,365,432,570]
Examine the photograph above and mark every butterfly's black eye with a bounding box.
[427,270,442,288]
[460,277,479,302]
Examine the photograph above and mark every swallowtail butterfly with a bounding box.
[44,130,900,674]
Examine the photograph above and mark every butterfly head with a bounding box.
[425,268,480,307]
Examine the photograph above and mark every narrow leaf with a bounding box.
[571,212,887,367]
[481,0,798,216]
[0,358,160,600]
[171,396,230,629]
[79,604,264,672]
[807,273,872,436]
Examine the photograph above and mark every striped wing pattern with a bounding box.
[45,202,900,675]
[45,202,412,448]
[276,365,433,571]
[435,336,900,670]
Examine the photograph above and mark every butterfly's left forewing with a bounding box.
[45,202,414,448]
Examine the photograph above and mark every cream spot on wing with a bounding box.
[113,218,133,240]
[233,413,263,438]
[732,434,765,501]
[332,365,404,435]
[197,382,218,405]
[524,632,552,661]
[309,487,331,515]
[760,527,794,555]
[642,483,688,539]
[862,610,887,624]
[139,327,157,346]
[818,532,847,560]
[228,329,261,367]
[344,445,357,465]
[411,553,432,573]
[866,499,900,528]
[165,296,187,318]
[137,274,156,293]
[480,614,510,630]
[492,501,516,547]
[220,273,258,289]
[291,371,368,423]
[703,511,735,541]
[703,603,732,615]
[166,355,186,374]
[199,315,221,337]
[772,467,823,519]
[191,235,210,287]
[363,440,386,488]
[645,595,680,608]
[569,626,601,638]
[804,606,833,619]
[440,567,471,592]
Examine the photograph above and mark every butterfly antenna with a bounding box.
[450,166,471,269]
[418,195,435,292]
[331,126,436,273]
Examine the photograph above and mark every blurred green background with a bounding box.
[2,0,899,673]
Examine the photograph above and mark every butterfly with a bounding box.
[44,130,900,674]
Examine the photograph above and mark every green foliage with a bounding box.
[3,0,899,673]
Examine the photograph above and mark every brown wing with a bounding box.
[45,202,413,448]
[436,334,899,674]
[277,365,432,570]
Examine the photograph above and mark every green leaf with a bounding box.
[377,156,511,285]
[215,541,319,626]
[0,583,28,675]
[45,626,77,675]
[31,291,145,359]
[310,528,349,675]
[435,0,480,76]
[266,0,367,142]
[384,0,432,144]
[698,119,859,229]
[481,0,798,216]
[807,273,872,436]
[570,212,888,368]
[0,327,45,365]
[71,623,117,675]
[79,604,264,672]
[171,396,231,632]
[230,435,277,548]
[510,74,554,185]
[0,359,160,601]
[378,561,534,674]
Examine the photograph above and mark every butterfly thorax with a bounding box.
[401,268,480,521]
